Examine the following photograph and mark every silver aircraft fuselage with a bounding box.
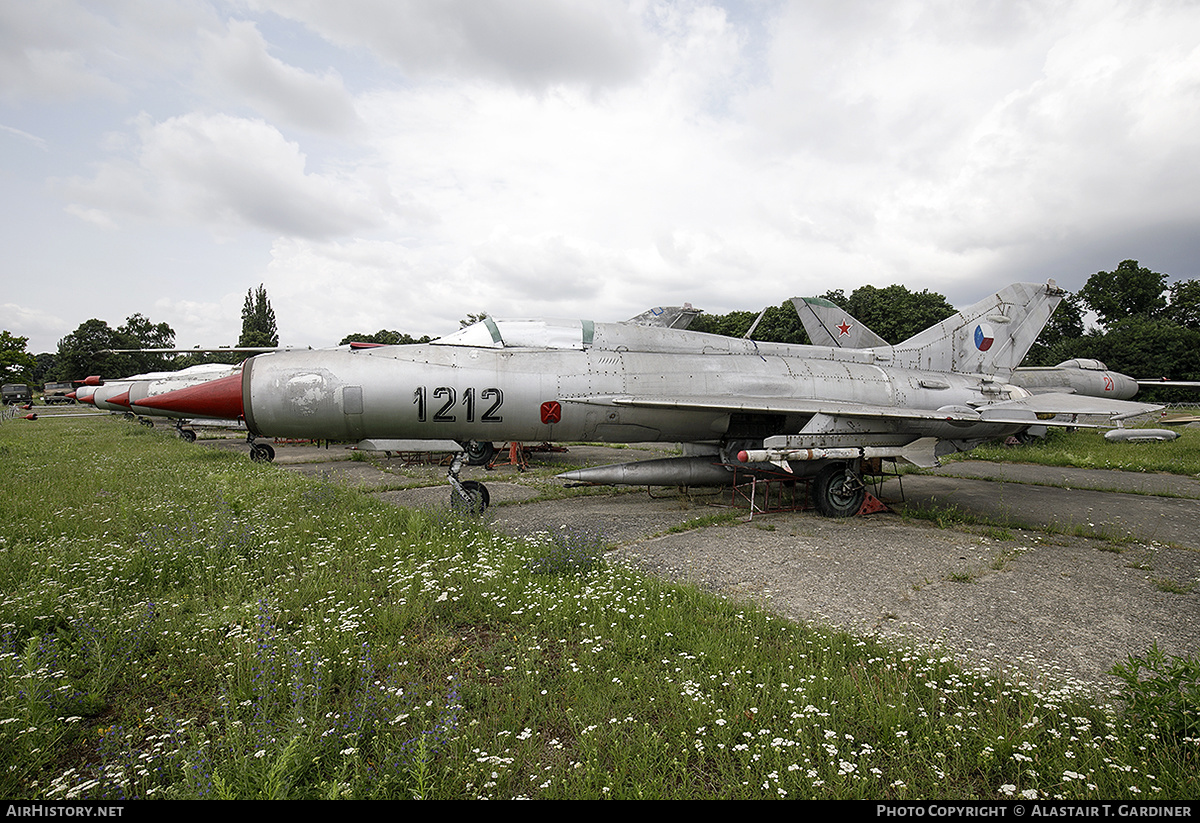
[240,322,1031,448]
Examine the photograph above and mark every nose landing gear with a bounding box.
[447,453,490,514]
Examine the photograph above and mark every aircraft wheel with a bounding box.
[180,429,197,442]
[462,440,496,466]
[250,443,276,463]
[451,480,490,514]
[812,463,865,517]
[139,417,153,427]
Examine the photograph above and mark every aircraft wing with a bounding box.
[593,395,990,422]
[566,392,1162,426]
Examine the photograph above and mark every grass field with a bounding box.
[951,419,1200,476]
[0,417,1196,799]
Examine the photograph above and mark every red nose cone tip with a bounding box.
[109,390,131,408]
[66,391,77,400]
[737,450,750,463]
[133,373,244,419]
[79,394,95,405]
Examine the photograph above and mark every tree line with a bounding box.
[1,286,280,386]
[3,263,1198,404]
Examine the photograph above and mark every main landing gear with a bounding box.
[447,453,490,514]
[811,462,866,518]
[461,440,496,466]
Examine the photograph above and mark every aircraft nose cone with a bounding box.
[132,372,244,419]
[1114,374,1139,400]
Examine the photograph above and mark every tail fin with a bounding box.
[891,281,1064,376]
[791,296,889,349]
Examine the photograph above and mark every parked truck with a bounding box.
[1,384,32,405]
[42,381,75,404]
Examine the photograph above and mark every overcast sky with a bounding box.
[3,0,1200,354]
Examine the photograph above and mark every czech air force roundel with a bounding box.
[973,323,995,352]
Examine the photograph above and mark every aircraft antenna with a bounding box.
[743,307,767,339]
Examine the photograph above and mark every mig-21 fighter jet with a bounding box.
[134,282,1161,516]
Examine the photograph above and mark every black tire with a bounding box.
[462,440,496,466]
[812,462,865,518]
[180,429,197,442]
[451,480,490,514]
[250,443,276,463]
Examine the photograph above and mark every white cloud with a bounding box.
[1,124,48,150]
[0,303,69,350]
[5,0,1200,356]
[199,19,361,134]
[61,112,383,238]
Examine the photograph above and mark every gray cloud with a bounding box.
[245,0,656,90]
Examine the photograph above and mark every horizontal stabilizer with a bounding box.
[984,392,1162,420]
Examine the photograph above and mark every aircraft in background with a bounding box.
[72,364,244,439]
[135,282,1161,516]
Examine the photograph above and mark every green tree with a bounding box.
[0,331,38,385]
[1167,279,1200,330]
[339,330,432,346]
[48,314,178,381]
[32,352,58,385]
[1025,292,1086,366]
[239,284,278,348]
[1078,260,1168,329]
[839,284,956,344]
[691,301,810,344]
[692,285,955,346]
[458,312,489,329]
[117,313,177,374]
[50,319,136,381]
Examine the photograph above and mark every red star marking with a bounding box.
[540,401,562,424]
[836,320,852,336]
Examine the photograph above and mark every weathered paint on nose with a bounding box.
[132,372,244,420]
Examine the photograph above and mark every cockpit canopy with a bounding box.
[431,317,594,350]
[1055,358,1108,371]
